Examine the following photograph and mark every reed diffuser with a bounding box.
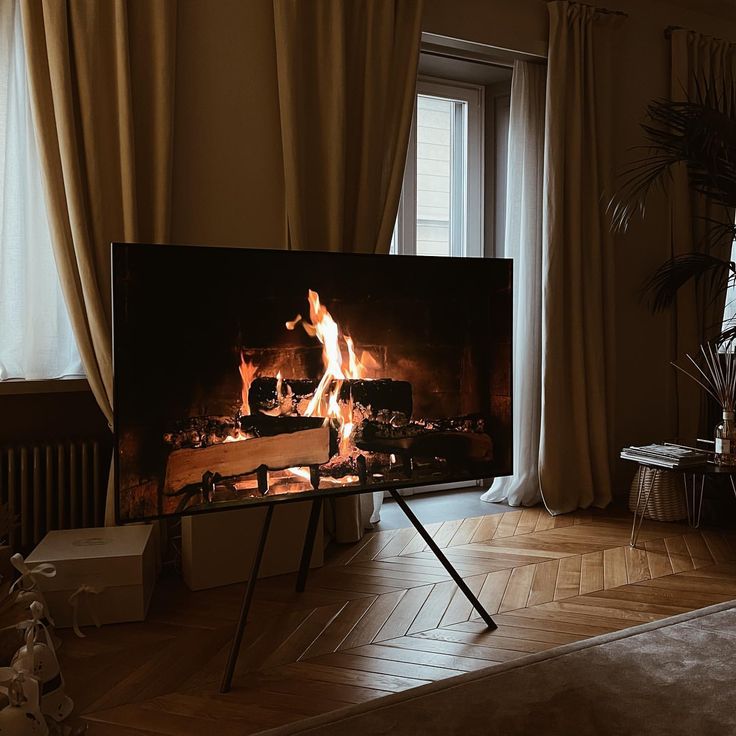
[673,343,736,466]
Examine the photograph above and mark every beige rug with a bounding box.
[259,600,736,736]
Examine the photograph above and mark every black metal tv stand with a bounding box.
[219,489,497,693]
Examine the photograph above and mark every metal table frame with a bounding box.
[629,462,736,547]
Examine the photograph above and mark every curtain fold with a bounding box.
[20,0,178,521]
[538,1,616,514]
[274,0,422,256]
[669,30,736,440]
[273,0,423,541]
[482,60,546,508]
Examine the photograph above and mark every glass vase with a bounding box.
[714,410,736,466]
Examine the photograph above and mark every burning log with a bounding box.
[355,415,493,462]
[163,426,331,494]
[164,414,338,453]
[238,415,339,456]
[248,377,413,418]
[347,379,413,417]
[163,416,238,449]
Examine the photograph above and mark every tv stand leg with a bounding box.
[388,489,497,630]
[296,498,323,592]
[220,504,274,693]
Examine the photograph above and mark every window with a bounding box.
[0,2,82,381]
[721,236,736,349]
[393,79,484,258]
[391,69,511,495]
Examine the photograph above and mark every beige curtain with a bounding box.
[21,0,178,521]
[273,0,422,540]
[539,1,617,514]
[669,30,736,440]
[273,0,422,255]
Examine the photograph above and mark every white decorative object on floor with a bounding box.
[9,553,57,623]
[10,601,73,722]
[0,670,48,736]
[25,525,157,629]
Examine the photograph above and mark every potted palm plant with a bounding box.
[610,82,736,341]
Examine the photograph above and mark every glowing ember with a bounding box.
[286,466,311,481]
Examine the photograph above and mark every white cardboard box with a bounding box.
[182,502,323,591]
[26,525,156,628]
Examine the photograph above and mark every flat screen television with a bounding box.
[113,244,512,523]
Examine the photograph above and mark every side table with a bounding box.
[626,460,736,547]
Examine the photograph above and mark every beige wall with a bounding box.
[170,0,736,494]
[171,0,285,250]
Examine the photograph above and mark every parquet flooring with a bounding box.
[56,504,736,735]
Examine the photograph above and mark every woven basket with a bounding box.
[628,466,688,522]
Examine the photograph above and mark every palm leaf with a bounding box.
[644,252,734,311]
[609,83,736,232]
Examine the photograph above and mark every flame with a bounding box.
[235,289,377,471]
[308,290,344,378]
[298,291,378,456]
[285,314,302,330]
[276,371,283,403]
[345,336,363,378]
[239,353,258,415]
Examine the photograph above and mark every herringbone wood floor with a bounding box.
[60,503,736,735]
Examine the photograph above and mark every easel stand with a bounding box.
[219,489,497,693]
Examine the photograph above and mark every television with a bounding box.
[113,244,512,523]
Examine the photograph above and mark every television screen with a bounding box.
[113,244,512,522]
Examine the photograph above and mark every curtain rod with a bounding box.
[421,48,515,71]
[545,1,628,18]
[664,25,736,44]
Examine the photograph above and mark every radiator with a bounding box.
[0,441,109,553]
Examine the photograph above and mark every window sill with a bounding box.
[0,378,90,396]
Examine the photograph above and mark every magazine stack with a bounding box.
[620,444,707,469]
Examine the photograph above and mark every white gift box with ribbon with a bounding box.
[24,525,156,630]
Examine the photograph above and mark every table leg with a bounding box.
[630,467,655,548]
[684,473,705,528]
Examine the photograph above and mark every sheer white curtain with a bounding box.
[0,1,82,381]
[482,60,546,507]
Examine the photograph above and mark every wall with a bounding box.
[0,386,109,445]
[424,0,736,492]
[170,0,285,250]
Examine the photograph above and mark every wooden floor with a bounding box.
[59,504,736,735]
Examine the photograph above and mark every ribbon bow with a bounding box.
[68,585,103,638]
[9,553,56,594]
[9,554,57,628]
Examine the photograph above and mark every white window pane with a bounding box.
[416,96,452,258]
[392,81,482,259]
[722,237,736,348]
[0,2,83,380]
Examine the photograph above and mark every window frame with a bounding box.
[393,77,485,259]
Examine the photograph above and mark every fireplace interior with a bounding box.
[113,244,512,522]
